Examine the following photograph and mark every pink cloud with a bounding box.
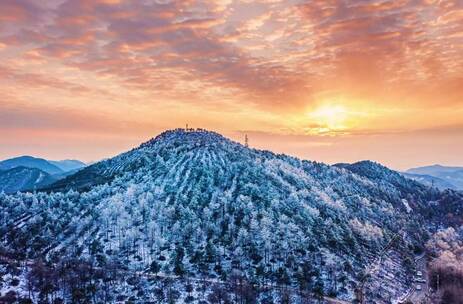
[0,0,461,123]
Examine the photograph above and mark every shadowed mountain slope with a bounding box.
[0,156,63,175]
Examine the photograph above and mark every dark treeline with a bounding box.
[429,264,463,304]
[1,257,122,303]
[0,257,329,304]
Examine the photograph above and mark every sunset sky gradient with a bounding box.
[0,0,462,169]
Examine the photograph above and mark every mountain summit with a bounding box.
[141,128,231,147]
[44,128,246,192]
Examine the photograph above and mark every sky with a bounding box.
[0,0,462,170]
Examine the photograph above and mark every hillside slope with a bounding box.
[1,129,462,303]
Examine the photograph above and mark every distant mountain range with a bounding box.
[49,159,87,172]
[0,156,86,193]
[403,165,463,190]
[0,156,63,175]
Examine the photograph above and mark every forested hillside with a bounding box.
[1,129,462,303]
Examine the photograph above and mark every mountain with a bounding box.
[407,164,463,175]
[335,160,424,193]
[401,172,457,190]
[0,157,86,193]
[406,165,463,190]
[49,159,86,172]
[1,129,462,303]
[0,156,86,174]
[0,156,63,175]
[0,166,57,193]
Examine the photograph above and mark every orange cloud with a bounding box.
[0,0,462,167]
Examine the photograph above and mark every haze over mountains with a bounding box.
[0,129,462,303]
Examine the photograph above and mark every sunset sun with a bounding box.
[309,104,349,130]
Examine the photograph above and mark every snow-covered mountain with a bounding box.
[1,129,462,303]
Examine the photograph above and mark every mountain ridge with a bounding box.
[0,156,86,194]
[0,156,64,175]
[49,159,86,172]
[407,164,463,174]
[0,155,86,173]
[44,129,435,201]
[42,128,250,192]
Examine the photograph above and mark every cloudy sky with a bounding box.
[0,0,462,169]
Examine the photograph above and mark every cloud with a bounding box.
[0,65,113,97]
[0,0,44,24]
[0,0,460,110]
[0,0,462,167]
[0,0,309,105]
[0,94,160,136]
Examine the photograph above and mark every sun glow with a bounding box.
[308,104,349,133]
